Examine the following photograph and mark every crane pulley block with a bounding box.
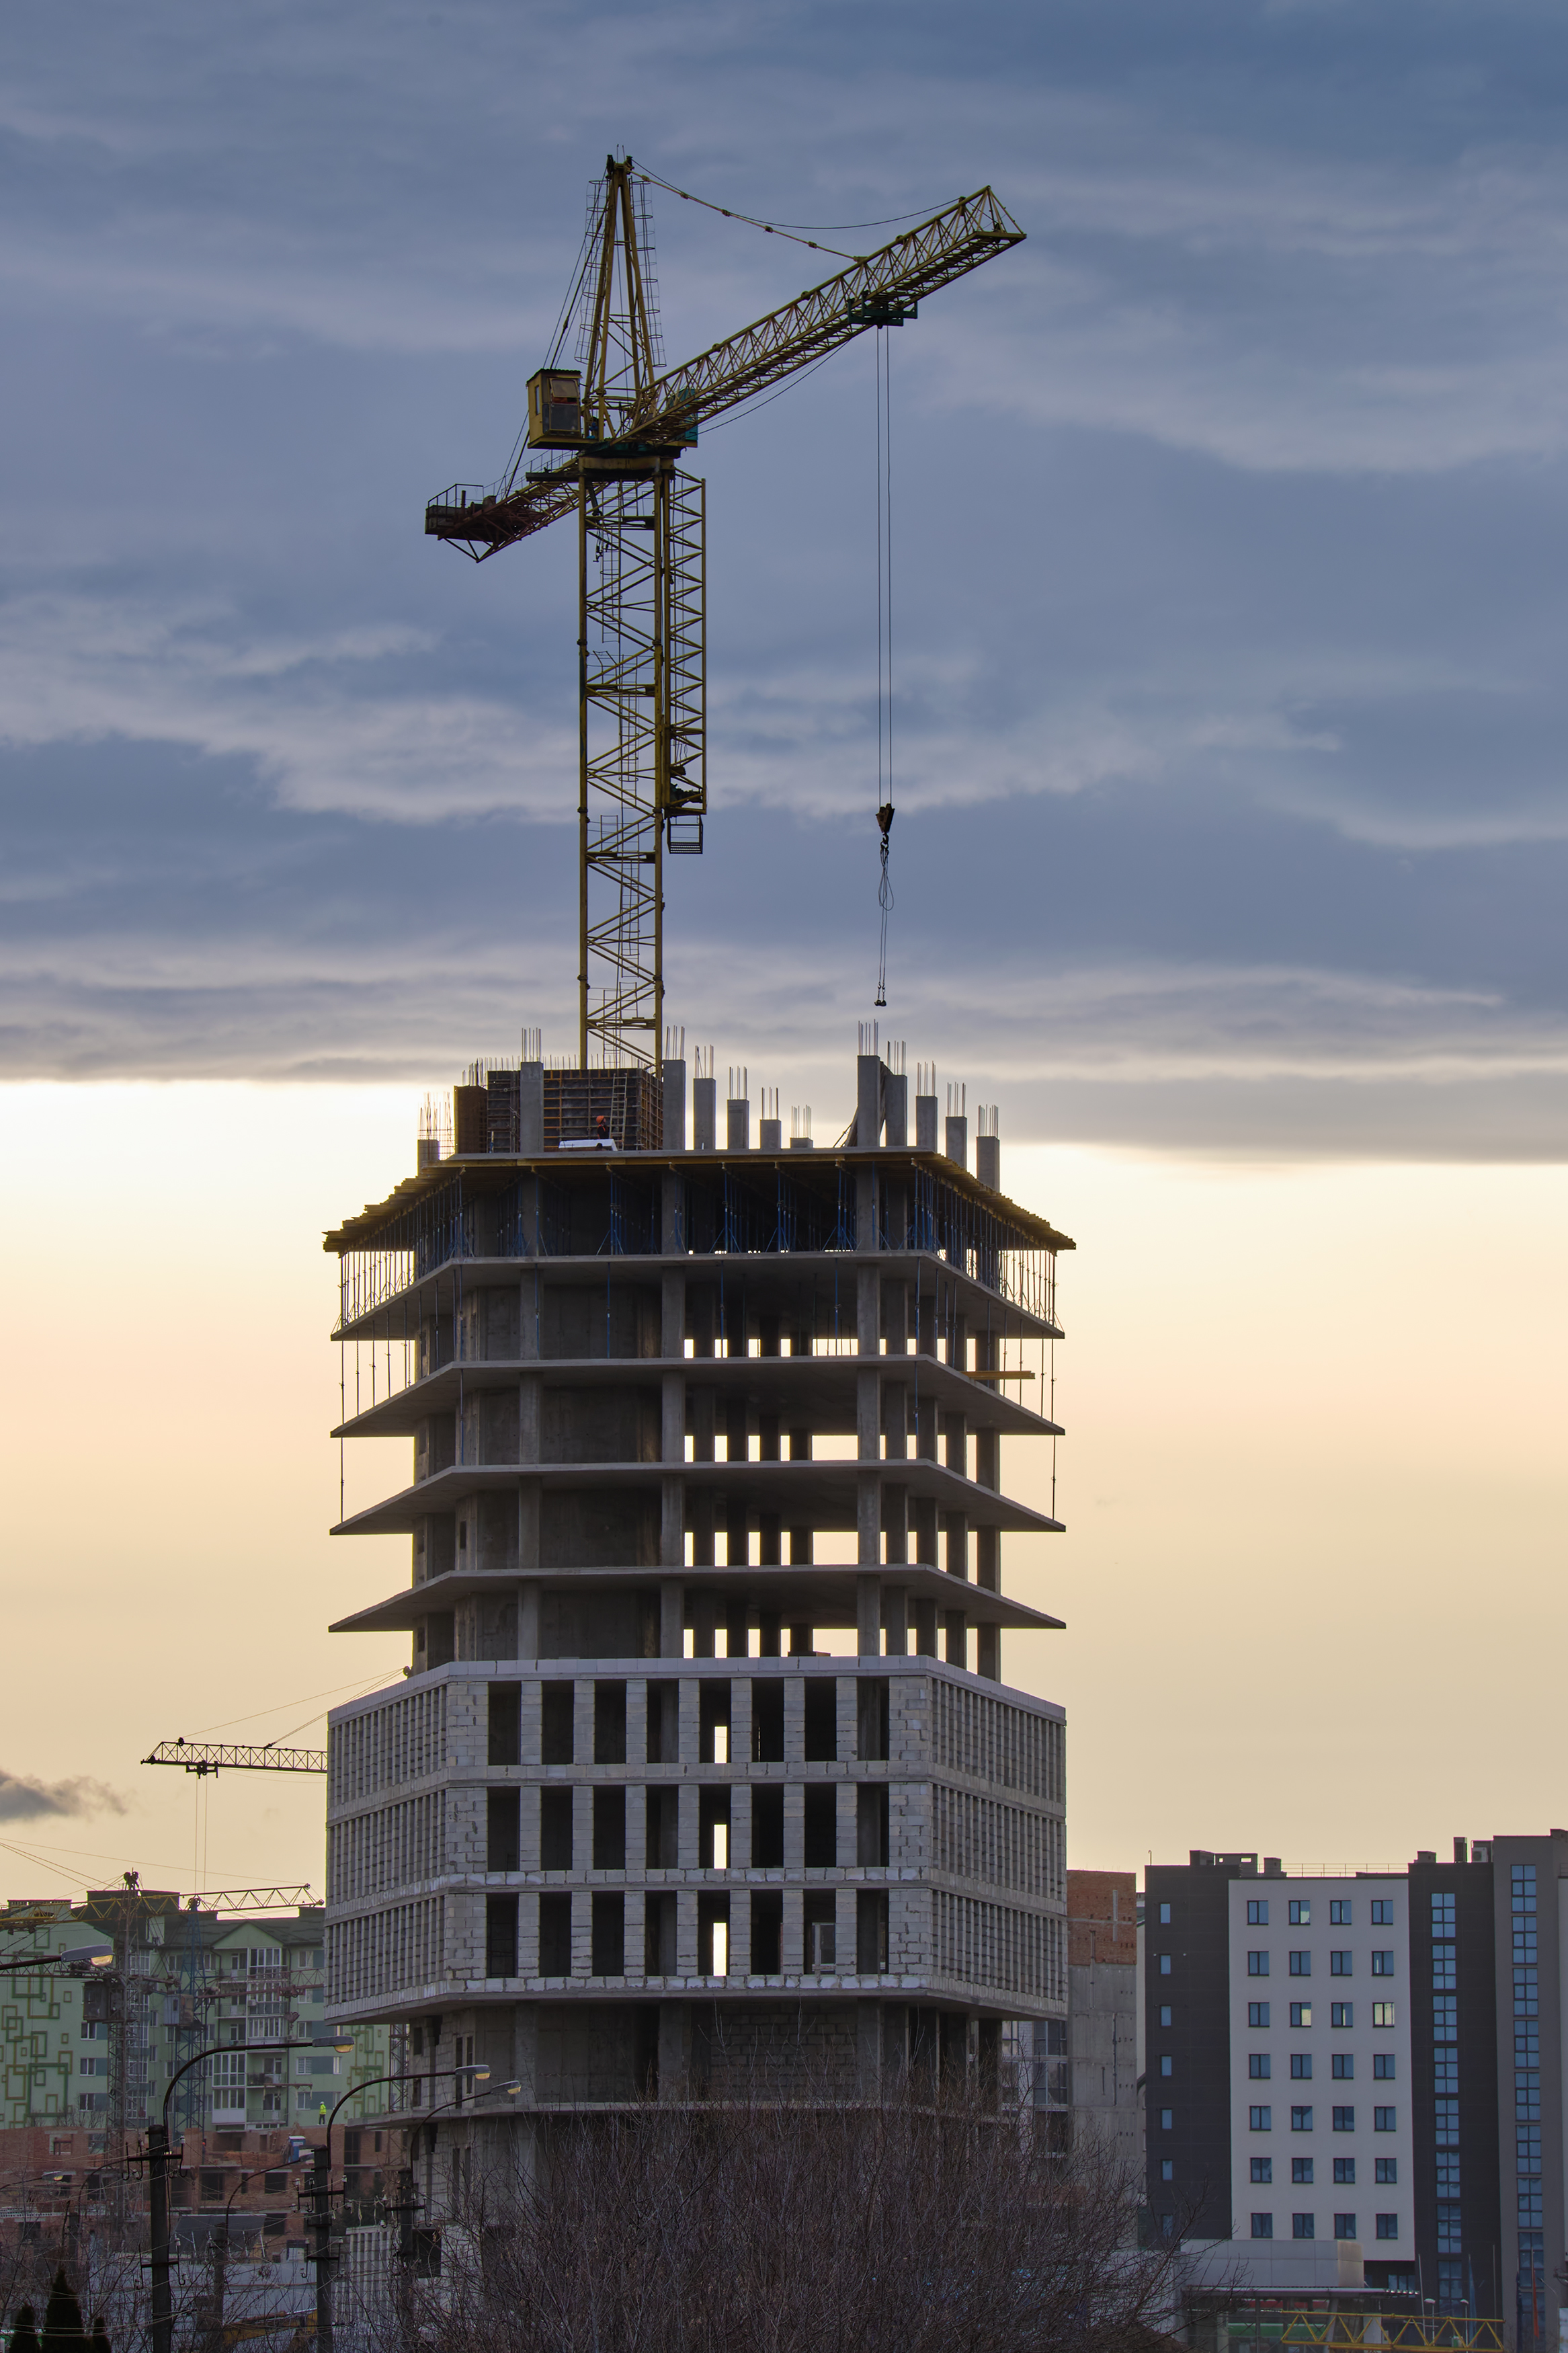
[848,297,917,327]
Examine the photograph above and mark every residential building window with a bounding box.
[1249,2003,1270,2028]
[1290,2003,1311,2028]
[1335,2213,1357,2240]
[1332,2054,1354,2080]
[1373,2053,1396,2080]
[1437,2204,1462,2254]
[1372,2002,1395,2028]
[1161,2057,1173,2077]
[1251,2158,1272,2184]
[1333,2003,1354,2029]
[1289,1952,1310,1977]
[1289,1901,1310,1927]
[1292,2159,1313,2184]
[1249,2055,1271,2080]
[1371,1900,1394,1926]
[1249,2106,1272,2132]
[1161,2159,1173,2182]
[1159,1954,1172,1975]
[1374,2158,1397,2184]
[1374,2106,1396,2132]
[1436,2153,1460,2196]
[1159,1903,1171,1925]
[1160,2109,1173,2130]
[1290,2054,1312,2080]
[1290,2107,1313,2132]
[1330,1951,1352,1976]
[1330,1901,1352,1925]
[1293,2215,1315,2240]
[1251,2215,1273,2240]
[1437,2260,1465,2311]
[1431,1893,1455,1929]
[1333,2107,1354,2132]
[1247,1952,1269,1977]
[1371,1951,1395,1977]
[1376,2215,1399,2241]
[1432,1944,1456,1991]
[1333,2158,1356,2184]
[1160,2005,1172,2027]
[1247,1900,1269,1926]
[1434,2098,1458,2146]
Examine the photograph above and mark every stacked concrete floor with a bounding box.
[323,1047,1073,2209]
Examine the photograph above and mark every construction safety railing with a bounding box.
[335,1166,1060,1337]
[1280,2320,1505,2353]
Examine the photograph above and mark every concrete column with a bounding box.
[693,1076,716,1153]
[856,1575,882,1658]
[884,1279,908,1358]
[518,1581,540,1662]
[942,1610,967,1668]
[857,1471,880,1569]
[660,1581,684,1659]
[689,1590,717,1658]
[883,1072,907,1149]
[788,1620,814,1656]
[782,1888,804,1977]
[518,1062,544,1156]
[788,1424,812,1566]
[726,1095,750,1152]
[882,1482,908,1566]
[915,1091,938,1151]
[856,1053,884,1148]
[856,1163,877,1254]
[976,1624,1000,1682]
[914,1599,939,1657]
[882,1585,909,1657]
[944,1514,968,1581]
[946,1113,968,1170]
[912,1496,938,1566]
[657,2003,691,2098]
[975,1132,1000,1191]
[662,1059,687,1156]
[882,1381,907,1462]
[730,1678,753,1779]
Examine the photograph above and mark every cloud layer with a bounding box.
[3,0,1567,1153]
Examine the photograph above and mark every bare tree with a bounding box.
[372,2083,1194,2353]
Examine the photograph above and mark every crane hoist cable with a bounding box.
[874,321,895,1009]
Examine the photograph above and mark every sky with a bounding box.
[1,0,1565,1895]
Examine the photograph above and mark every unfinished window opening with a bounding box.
[645,1786,679,1870]
[698,1893,729,1977]
[487,1683,521,1767]
[486,1788,520,1872]
[804,1892,836,1972]
[539,1788,573,1872]
[750,1786,784,1870]
[857,1890,889,1974]
[538,1892,572,1977]
[751,1890,783,1975]
[593,1681,627,1764]
[645,1680,679,1763]
[592,1787,626,1872]
[804,1786,838,1870]
[698,1786,731,1870]
[856,1783,889,1868]
[698,1680,731,1764]
[645,1891,677,1975]
[856,1677,890,1761]
[484,1894,518,1979]
[751,1680,785,1763]
[590,1892,625,1977]
[803,1679,837,1762]
[541,1682,575,1765]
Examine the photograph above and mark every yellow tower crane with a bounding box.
[425,157,1024,1090]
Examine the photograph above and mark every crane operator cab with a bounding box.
[527,368,584,448]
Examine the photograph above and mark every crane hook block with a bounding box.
[876,802,895,843]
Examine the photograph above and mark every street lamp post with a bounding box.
[149,2037,352,2353]
[310,2063,510,2353]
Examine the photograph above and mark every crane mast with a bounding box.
[426,161,1023,1087]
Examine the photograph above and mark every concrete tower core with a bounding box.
[323,1047,1073,2205]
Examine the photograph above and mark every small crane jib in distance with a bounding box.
[425,158,1024,1080]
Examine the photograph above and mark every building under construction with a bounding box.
[323,1041,1073,2209]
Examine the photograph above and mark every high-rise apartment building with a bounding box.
[323,1046,1072,2209]
[1146,1833,1568,2347]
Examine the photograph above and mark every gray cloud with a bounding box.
[0,1770,127,1824]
